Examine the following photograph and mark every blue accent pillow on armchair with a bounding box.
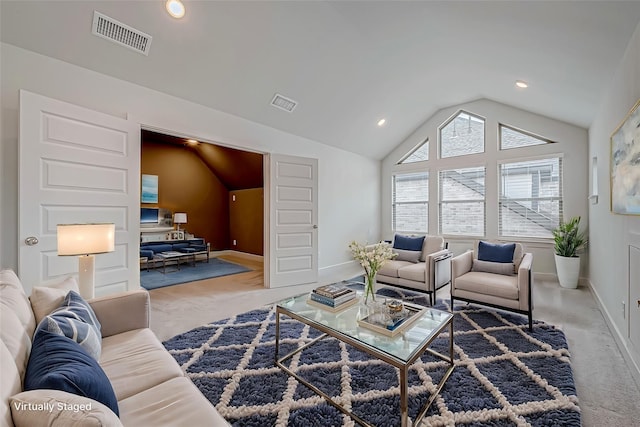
[477,241,516,263]
[24,330,119,416]
[393,235,425,251]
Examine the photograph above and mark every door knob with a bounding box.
[313,225,318,229]
[25,236,39,246]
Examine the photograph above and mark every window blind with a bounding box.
[392,172,428,233]
[499,157,563,238]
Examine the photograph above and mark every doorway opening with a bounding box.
[140,129,265,287]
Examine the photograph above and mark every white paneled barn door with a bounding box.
[268,154,318,288]
[19,90,140,295]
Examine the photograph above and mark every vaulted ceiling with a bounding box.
[2,1,640,159]
[142,130,263,191]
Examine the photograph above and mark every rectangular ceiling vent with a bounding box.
[92,11,152,56]
[270,93,298,113]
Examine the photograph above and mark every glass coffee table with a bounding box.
[275,291,454,427]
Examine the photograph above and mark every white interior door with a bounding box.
[268,154,318,287]
[19,90,140,296]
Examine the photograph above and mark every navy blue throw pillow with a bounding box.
[37,290,102,360]
[477,241,516,263]
[393,235,425,251]
[24,330,119,416]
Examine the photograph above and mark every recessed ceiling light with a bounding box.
[377,118,387,127]
[166,0,185,19]
[515,80,529,89]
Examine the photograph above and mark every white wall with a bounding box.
[0,43,380,277]
[382,98,589,275]
[588,21,640,381]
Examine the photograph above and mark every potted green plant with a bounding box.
[552,216,587,289]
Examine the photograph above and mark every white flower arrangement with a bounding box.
[348,241,396,302]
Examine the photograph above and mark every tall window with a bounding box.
[499,157,563,238]
[398,138,428,164]
[440,111,485,158]
[500,125,553,150]
[392,172,428,233]
[439,167,485,236]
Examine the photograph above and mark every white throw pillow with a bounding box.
[10,390,122,427]
[29,277,79,325]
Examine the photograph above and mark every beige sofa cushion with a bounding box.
[454,271,519,300]
[397,262,426,282]
[0,269,36,337]
[118,377,228,426]
[100,329,184,400]
[378,260,414,278]
[10,390,122,427]
[1,341,22,427]
[29,277,79,325]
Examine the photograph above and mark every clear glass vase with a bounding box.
[364,271,376,304]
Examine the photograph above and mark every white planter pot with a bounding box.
[554,254,581,289]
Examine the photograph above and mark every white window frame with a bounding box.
[397,138,429,164]
[439,110,485,159]
[499,123,555,150]
[498,154,563,239]
[438,166,486,237]
[392,171,429,233]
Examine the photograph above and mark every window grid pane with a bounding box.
[399,139,429,164]
[440,112,485,158]
[500,125,551,150]
[499,157,563,238]
[439,166,485,236]
[392,172,428,233]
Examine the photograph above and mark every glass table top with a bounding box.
[276,291,453,363]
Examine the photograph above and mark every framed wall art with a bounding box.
[141,174,158,203]
[611,99,640,214]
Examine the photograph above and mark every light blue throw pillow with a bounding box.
[37,290,102,360]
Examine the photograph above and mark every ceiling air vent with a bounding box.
[270,93,298,113]
[92,11,152,56]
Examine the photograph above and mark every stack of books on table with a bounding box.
[307,283,358,312]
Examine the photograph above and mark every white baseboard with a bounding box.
[587,278,640,390]
[318,260,361,282]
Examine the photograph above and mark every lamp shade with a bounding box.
[57,223,115,256]
[174,213,187,224]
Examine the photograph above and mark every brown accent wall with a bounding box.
[229,188,264,256]
[141,141,229,250]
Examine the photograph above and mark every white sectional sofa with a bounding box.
[0,269,228,427]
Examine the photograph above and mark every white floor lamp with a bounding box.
[57,223,115,299]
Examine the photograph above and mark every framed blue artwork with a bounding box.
[141,174,158,203]
[611,99,640,214]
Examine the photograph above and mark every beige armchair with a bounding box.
[376,235,452,305]
[450,242,533,330]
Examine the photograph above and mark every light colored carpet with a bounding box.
[148,254,640,426]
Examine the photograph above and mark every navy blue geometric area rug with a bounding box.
[163,286,581,426]
[141,257,250,290]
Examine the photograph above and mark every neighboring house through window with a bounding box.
[438,166,486,236]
